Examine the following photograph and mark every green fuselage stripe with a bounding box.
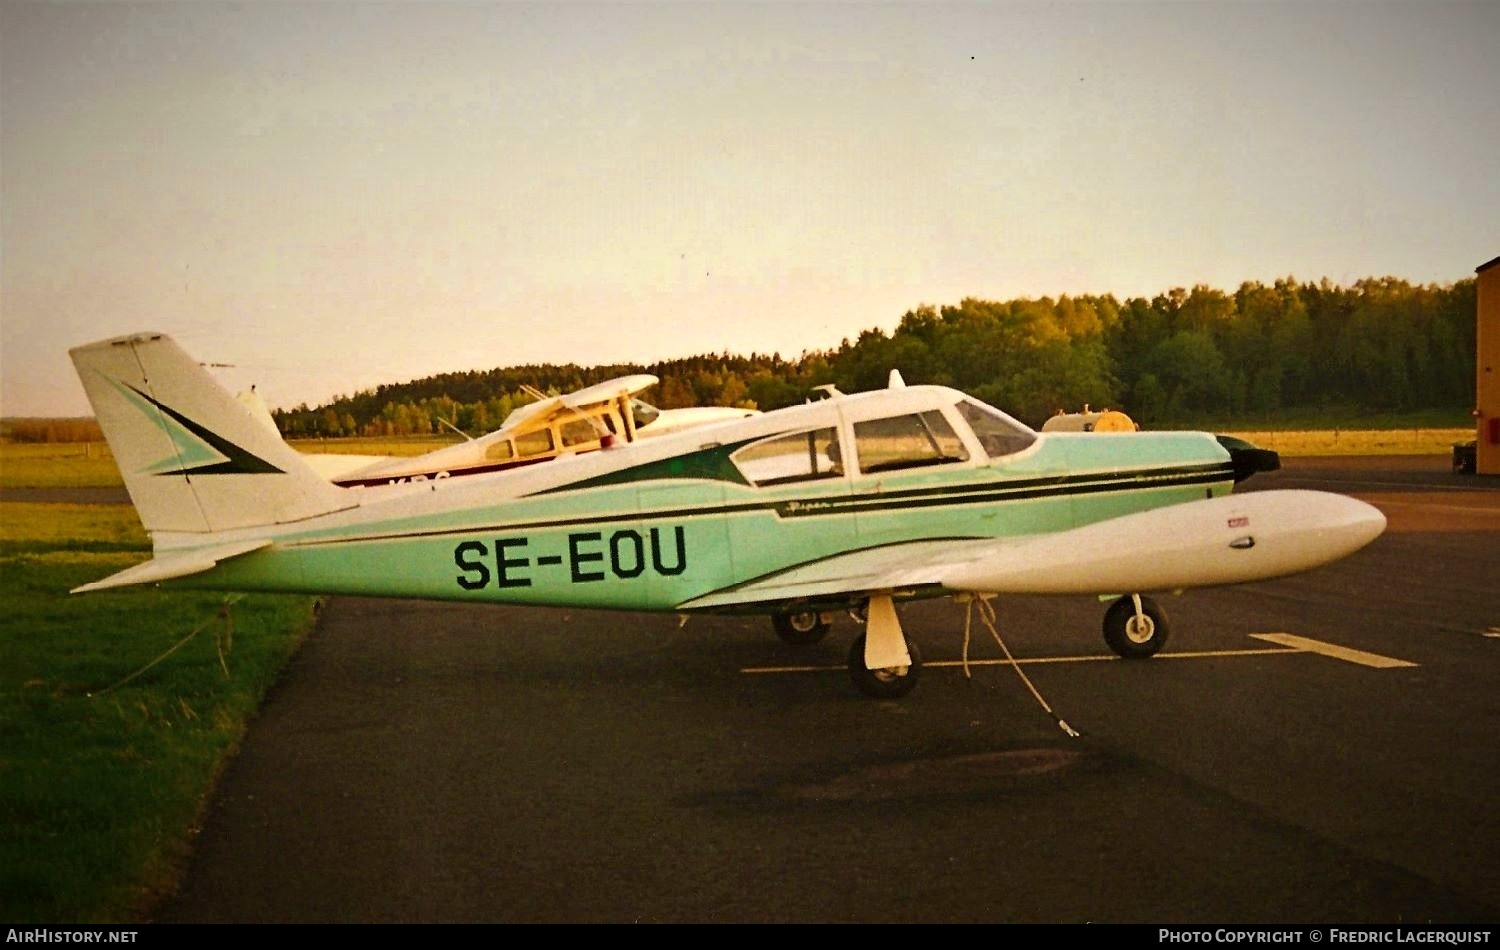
[282,462,1232,550]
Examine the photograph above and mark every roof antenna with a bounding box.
[888,369,906,389]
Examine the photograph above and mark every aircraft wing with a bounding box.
[501,374,659,430]
[561,374,658,409]
[677,490,1386,612]
[676,538,994,612]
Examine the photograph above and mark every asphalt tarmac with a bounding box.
[152,456,1500,923]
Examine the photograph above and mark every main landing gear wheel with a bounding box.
[772,611,831,646]
[1103,595,1170,659]
[847,633,922,700]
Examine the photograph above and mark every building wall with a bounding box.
[1478,256,1500,475]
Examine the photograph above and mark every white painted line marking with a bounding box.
[1250,633,1418,669]
[742,646,1298,676]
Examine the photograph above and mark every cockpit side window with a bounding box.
[559,416,599,449]
[852,412,969,474]
[956,399,1036,459]
[732,427,843,486]
[514,428,554,456]
[484,439,516,462]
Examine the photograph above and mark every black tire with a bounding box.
[1103,595,1169,659]
[846,633,922,699]
[772,611,831,646]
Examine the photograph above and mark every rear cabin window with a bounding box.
[956,400,1036,458]
[515,429,554,456]
[733,427,843,486]
[559,416,600,449]
[853,412,969,474]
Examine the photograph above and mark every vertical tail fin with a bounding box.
[70,331,351,535]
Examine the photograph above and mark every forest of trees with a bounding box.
[255,274,1473,438]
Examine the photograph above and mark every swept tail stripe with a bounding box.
[123,382,284,475]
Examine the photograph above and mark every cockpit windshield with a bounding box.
[956,399,1036,459]
[630,398,661,430]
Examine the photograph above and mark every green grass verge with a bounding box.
[1217,427,1472,457]
[287,435,458,456]
[0,503,318,923]
[1,438,452,491]
[1,443,124,489]
[0,502,146,552]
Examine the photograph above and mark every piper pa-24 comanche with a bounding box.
[71,331,1386,699]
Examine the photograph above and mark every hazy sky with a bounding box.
[3,1,1496,417]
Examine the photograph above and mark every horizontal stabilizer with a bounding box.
[70,539,271,594]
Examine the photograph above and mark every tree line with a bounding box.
[271,275,1475,438]
[3,417,104,443]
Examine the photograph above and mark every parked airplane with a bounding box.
[254,374,759,487]
[70,332,1386,698]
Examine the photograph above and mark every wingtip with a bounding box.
[70,577,127,595]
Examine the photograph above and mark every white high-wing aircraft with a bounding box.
[71,332,1386,699]
[253,374,759,487]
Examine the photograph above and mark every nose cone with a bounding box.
[1278,490,1387,568]
[1331,493,1388,551]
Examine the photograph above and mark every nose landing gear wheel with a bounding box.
[772,611,831,645]
[1103,595,1169,658]
[847,633,922,699]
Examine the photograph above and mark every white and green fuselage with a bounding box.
[138,386,1239,613]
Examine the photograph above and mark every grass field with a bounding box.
[0,438,455,490]
[1217,427,1472,457]
[287,435,458,456]
[0,503,317,923]
[0,443,128,489]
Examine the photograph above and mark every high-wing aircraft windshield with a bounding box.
[630,398,661,429]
